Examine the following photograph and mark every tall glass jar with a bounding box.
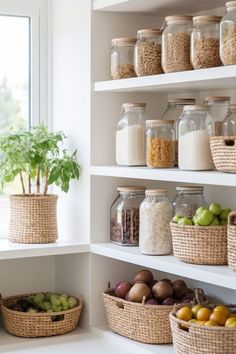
[191,16,222,69]
[223,104,236,136]
[146,120,175,168]
[134,28,163,76]
[116,103,147,166]
[110,186,145,246]
[205,96,231,136]
[139,189,172,255]
[162,15,193,73]
[220,1,236,65]
[111,38,136,80]
[178,105,214,170]
[172,186,207,219]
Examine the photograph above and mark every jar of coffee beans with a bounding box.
[110,186,145,246]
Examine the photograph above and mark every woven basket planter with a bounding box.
[210,136,236,173]
[1,293,83,338]
[103,289,173,344]
[170,223,227,265]
[227,211,236,271]
[170,304,236,354]
[9,194,58,244]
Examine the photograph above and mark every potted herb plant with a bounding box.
[0,126,80,244]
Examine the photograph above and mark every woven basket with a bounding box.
[227,211,236,271]
[1,293,83,338]
[210,136,236,173]
[170,223,227,265]
[170,304,236,354]
[9,194,58,244]
[103,289,173,344]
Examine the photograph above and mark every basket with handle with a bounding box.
[227,211,236,271]
[210,136,236,173]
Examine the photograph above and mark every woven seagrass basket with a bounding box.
[102,288,173,344]
[1,293,83,338]
[210,136,236,173]
[9,194,58,244]
[227,211,236,271]
[170,304,236,354]
[170,223,227,265]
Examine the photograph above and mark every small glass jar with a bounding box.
[110,186,145,246]
[146,120,175,168]
[111,38,137,80]
[134,28,163,77]
[223,104,236,136]
[205,96,231,136]
[116,103,148,166]
[178,105,214,170]
[191,16,222,69]
[172,186,207,219]
[220,1,236,65]
[139,189,172,255]
[162,15,193,73]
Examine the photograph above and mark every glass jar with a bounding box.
[146,120,175,168]
[223,104,236,136]
[134,28,163,77]
[110,186,145,246]
[111,38,136,80]
[162,15,193,73]
[220,1,236,65]
[191,16,222,70]
[178,105,214,170]
[205,96,231,136]
[139,189,172,255]
[172,186,207,219]
[116,103,148,166]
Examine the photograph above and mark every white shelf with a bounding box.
[91,243,236,290]
[0,239,89,260]
[94,66,236,93]
[93,0,225,15]
[90,165,236,187]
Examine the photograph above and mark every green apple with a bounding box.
[178,217,193,226]
[41,301,51,311]
[68,297,77,309]
[196,206,208,215]
[209,203,222,216]
[27,308,38,314]
[197,210,214,226]
[220,219,228,225]
[220,208,232,221]
[210,216,220,226]
[172,215,182,223]
[192,215,199,225]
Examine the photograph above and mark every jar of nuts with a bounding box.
[220,1,236,65]
[134,28,163,77]
[110,186,145,246]
[111,38,137,80]
[191,16,222,70]
[162,15,193,73]
[146,120,175,168]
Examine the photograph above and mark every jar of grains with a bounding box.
[220,1,236,65]
[116,103,148,166]
[162,15,193,73]
[178,105,214,170]
[223,104,236,136]
[134,28,163,76]
[139,189,172,255]
[110,186,145,246]
[205,96,231,136]
[111,38,136,80]
[161,98,196,166]
[172,186,207,219]
[191,16,222,69]
[146,120,175,168]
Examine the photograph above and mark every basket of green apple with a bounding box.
[1,292,83,338]
[170,203,230,265]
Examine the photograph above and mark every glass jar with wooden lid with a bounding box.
[111,38,136,80]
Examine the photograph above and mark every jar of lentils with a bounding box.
[111,38,137,80]
[134,28,163,76]
[220,1,236,65]
[110,186,145,246]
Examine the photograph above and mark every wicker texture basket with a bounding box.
[170,304,236,354]
[210,136,236,173]
[170,223,227,265]
[103,289,173,344]
[9,194,58,244]
[227,211,236,271]
[1,293,83,338]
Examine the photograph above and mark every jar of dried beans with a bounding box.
[139,189,172,255]
[220,1,236,65]
[134,28,163,76]
[110,186,145,246]
[162,16,193,73]
[191,16,222,69]
[146,120,175,168]
[111,38,136,80]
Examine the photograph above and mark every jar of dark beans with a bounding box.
[110,186,146,246]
